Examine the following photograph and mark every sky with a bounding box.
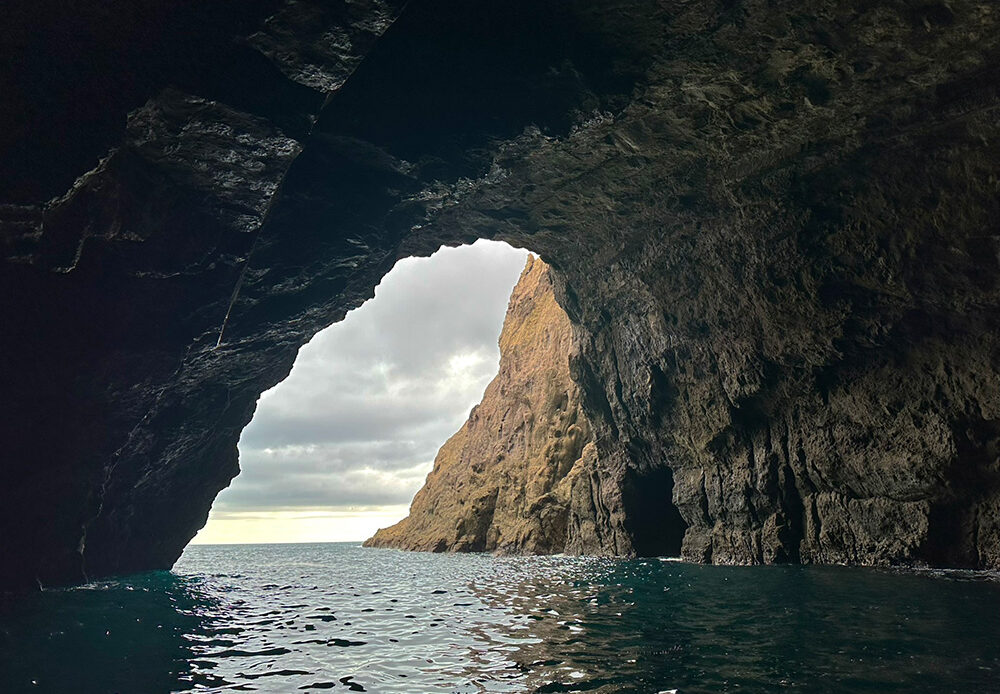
[191,240,531,544]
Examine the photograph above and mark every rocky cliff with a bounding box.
[367,257,632,554]
[3,0,1000,589]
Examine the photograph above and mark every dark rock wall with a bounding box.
[2,0,1000,588]
[1,0,409,589]
[412,0,1000,568]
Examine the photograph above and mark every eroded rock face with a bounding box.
[410,1,1000,568]
[3,0,1000,589]
[367,257,636,554]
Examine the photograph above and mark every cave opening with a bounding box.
[191,239,533,545]
[920,418,1000,568]
[622,466,688,557]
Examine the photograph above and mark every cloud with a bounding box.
[237,348,497,448]
[215,457,433,510]
[208,239,530,530]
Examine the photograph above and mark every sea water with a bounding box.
[1,542,998,693]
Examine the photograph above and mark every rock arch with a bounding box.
[3,0,1000,589]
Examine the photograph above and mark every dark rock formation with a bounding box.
[3,0,1000,589]
[366,256,641,554]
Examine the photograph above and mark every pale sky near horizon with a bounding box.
[191,240,531,544]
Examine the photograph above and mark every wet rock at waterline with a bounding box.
[3,0,1000,589]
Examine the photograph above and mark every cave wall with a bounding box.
[2,0,1000,589]
[412,0,1000,568]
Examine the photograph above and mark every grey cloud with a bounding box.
[239,351,496,448]
[240,440,438,475]
[218,442,435,510]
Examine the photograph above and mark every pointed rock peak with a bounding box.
[365,257,599,554]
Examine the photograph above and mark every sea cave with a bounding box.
[2,1,1000,690]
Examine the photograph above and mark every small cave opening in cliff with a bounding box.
[920,418,1000,568]
[622,466,688,557]
[192,240,533,546]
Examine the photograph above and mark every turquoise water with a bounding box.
[1,543,999,693]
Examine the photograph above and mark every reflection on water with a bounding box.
[1,543,998,693]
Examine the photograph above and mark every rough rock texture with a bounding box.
[0,0,410,590]
[367,257,636,554]
[3,0,1000,589]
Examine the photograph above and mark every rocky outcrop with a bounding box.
[367,257,640,554]
[3,0,1000,589]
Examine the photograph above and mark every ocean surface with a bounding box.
[2,543,999,693]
